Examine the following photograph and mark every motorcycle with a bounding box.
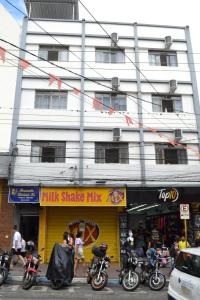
[87,244,112,291]
[22,252,42,290]
[0,249,12,286]
[138,254,166,291]
[118,249,139,291]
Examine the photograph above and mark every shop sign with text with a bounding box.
[40,187,126,207]
[158,188,179,203]
[9,186,39,203]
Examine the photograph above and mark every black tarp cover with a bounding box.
[46,243,74,283]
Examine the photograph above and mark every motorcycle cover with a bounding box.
[46,243,74,283]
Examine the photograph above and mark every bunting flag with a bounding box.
[73,88,80,95]
[148,127,157,133]
[108,107,115,115]
[125,115,133,126]
[167,139,176,146]
[49,73,62,90]
[0,47,6,62]
[20,59,30,70]
[93,98,103,111]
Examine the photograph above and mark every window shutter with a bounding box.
[155,145,163,164]
[31,144,40,162]
[178,149,188,164]
[95,144,105,163]
[152,96,161,112]
[120,144,129,164]
[55,145,65,162]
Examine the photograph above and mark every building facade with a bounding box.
[8,0,200,261]
[0,4,20,249]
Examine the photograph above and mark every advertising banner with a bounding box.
[9,186,39,203]
[40,187,126,207]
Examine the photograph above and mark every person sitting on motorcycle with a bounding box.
[26,241,39,266]
[146,241,157,269]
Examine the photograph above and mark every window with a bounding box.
[155,144,187,164]
[39,46,68,61]
[149,51,178,66]
[175,252,200,278]
[35,91,67,109]
[95,143,129,164]
[152,95,182,113]
[31,141,66,163]
[95,93,127,111]
[96,48,125,63]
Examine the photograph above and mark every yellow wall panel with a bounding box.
[45,207,119,262]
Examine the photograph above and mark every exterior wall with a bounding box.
[0,4,20,177]
[10,19,200,187]
[0,179,13,249]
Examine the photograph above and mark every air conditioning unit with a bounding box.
[112,77,120,91]
[174,129,182,142]
[165,36,173,49]
[113,128,121,141]
[111,32,118,48]
[169,79,177,94]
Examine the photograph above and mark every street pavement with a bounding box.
[0,282,168,300]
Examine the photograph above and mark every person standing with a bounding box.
[74,231,85,276]
[178,236,190,251]
[11,225,25,266]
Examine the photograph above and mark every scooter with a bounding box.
[118,249,139,291]
[138,255,166,291]
[0,249,12,286]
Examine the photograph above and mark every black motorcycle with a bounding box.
[0,250,12,286]
[118,249,139,291]
[138,254,166,291]
[87,245,111,291]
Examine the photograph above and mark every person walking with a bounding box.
[11,225,25,266]
[74,231,85,276]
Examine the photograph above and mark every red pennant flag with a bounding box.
[0,47,6,62]
[168,139,176,146]
[73,88,80,95]
[148,127,157,133]
[93,98,103,111]
[108,107,115,115]
[49,74,62,90]
[20,59,30,70]
[125,115,133,126]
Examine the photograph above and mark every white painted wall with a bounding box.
[0,4,20,177]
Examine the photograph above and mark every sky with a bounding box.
[0,0,200,92]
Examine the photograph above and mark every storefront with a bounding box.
[39,187,126,262]
[8,186,40,245]
[125,187,200,254]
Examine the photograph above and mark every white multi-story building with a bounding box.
[0,3,20,249]
[8,0,200,262]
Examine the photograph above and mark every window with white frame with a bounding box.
[152,95,183,113]
[31,141,66,163]
[149,51,178,66]
[35,91,67,109]
[155,144,187,164]
[95,143,129,164]
[95,48,125,63]
[95,93,127,111]
[39,45,69,61]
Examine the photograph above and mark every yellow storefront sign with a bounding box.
[40,187,126,207]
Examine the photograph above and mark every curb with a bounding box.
[7,275,119,286]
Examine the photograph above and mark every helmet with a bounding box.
[26,240,35,252]
[100,243,108,251]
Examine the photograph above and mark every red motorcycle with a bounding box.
[22,241,43,290]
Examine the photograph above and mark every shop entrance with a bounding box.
[20,215,39,246]
[127,202,183,254]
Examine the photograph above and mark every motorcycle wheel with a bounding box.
[22,271,36,290]
[91,272,107,291]
[0,269,7,286]
[50,279,64,290]
[149,272,166,291]
[122,271,139,291]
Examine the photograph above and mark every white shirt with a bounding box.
[21,239,26,252]
[12,231,22,249]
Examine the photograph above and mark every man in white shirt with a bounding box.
[11,225,25,266]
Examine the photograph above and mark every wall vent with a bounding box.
[112,77,120,91]
[111,32,118,48]
[165,36,173,49]
[113,128,121,141]
[169,79,177,94]
[174,129,182,142]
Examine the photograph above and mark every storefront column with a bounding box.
[38,207,47,263]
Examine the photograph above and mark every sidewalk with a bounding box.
[7,262,170,285]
